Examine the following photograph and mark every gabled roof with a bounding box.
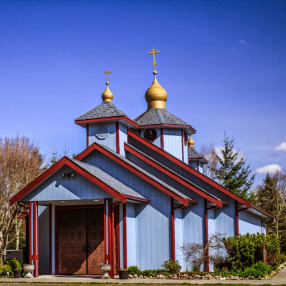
[10,156,150,206]
[134,108,196,133]
[69,159,148,201]
[124,143,223,207]
[75,143,197,207]
[75,102,137,127]
[188,147,208,164]
[127,130,252,208]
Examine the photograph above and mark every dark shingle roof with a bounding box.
[97,144,194,202]
[188,147,208,164]
[75,102,132,121]
[134,108,195,132]
[70,158,147,200]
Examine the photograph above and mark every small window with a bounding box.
[144,129,157,142]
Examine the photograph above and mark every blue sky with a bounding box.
[1,0,286,186]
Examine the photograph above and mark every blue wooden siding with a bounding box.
[135,193,171,270]
[239,211,266,235]
[214,200,235,237]
[39,205,49,274]
[126,203,136,267]
[163,129,182,161]
[22,165,113,202]
[175,208,184,270]
[89,122,117,152]
[119,124,128,156]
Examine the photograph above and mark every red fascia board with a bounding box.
[251,205,275,220]
[189,158,208,164]
[75,116,138,128]
[124,195,151,203]
[125,144,221,207]
[76,143,189,206]
[128,130,251,208]
[137,124,196,134]
[10,157,127,206]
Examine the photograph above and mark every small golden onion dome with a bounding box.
[145,75,168,109]
[102,82,113,102]
[188,136,194,147]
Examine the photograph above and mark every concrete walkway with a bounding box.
[0,267,285,285]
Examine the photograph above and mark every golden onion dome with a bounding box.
[102,81,113,102]
[188,136,194,147]
[145,73,168,109]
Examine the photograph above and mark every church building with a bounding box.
[10,49,273,277]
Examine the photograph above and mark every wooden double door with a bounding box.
[57,207,104,275]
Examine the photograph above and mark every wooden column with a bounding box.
[29,201,39,277]
[123,203,127,269]
[116,122,120,154]
[160,128,164,150]
[235,201,239,236]
[86,124,89,147]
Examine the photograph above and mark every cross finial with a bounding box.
[104,70,111,85]
[147,48,160,74]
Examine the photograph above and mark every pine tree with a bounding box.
[255,172,286,252]
[210,136,255,200]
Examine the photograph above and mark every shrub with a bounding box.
[224,233,280,270]
[127,266,142,275]
[6,258,22,271]
[242,261,272,278]
[162,258,181,273]
[0,264,13,276]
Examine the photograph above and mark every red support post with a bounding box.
[181,130,184,162]
[235,201,239,236]
[29,202,33,265]
[123,203,127,269]
[204,199,209,272]
[111,205,115,277]
[86,124,89,147]
[49,204,52,275]
[160,128,164,150]
[171,198,175,261]
[104,199,107,263]
[115,205,120,272]
[116,122,120,154]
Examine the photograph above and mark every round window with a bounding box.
[144,129,157,142]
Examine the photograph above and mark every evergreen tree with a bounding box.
[255,172,286,252]
[210,136,255,200]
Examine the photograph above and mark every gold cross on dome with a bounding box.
[104,70,111,82]
[147,48,160,71]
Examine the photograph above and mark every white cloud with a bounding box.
[239,40,247,44]
[256,164,282,174]
[209,146,245,162]
[275,142,286,151]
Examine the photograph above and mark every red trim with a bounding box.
[10,157,127,206]
[171,199,175,260]
[115,205,120,272]
[127,131,251,208]
[123,203,127,269]
[189,158,208,164]
[49,204,52,275]
[111,205,115,276]
[124,195,150,203]
[29,202,32,265]
[124,144,221,207]
[104,199,107,263]
[181,130,184,162]
[235,201,239,236]
[116,122,120,154]
[204,199,209,272]
[108,199,112,275]
[160,128,164,150]
[75,116,137,128]
[197,161,199,171]
[75,144,189,207]
[55,206,58,274]
[86,124,89,147]
[137,123,196,133]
